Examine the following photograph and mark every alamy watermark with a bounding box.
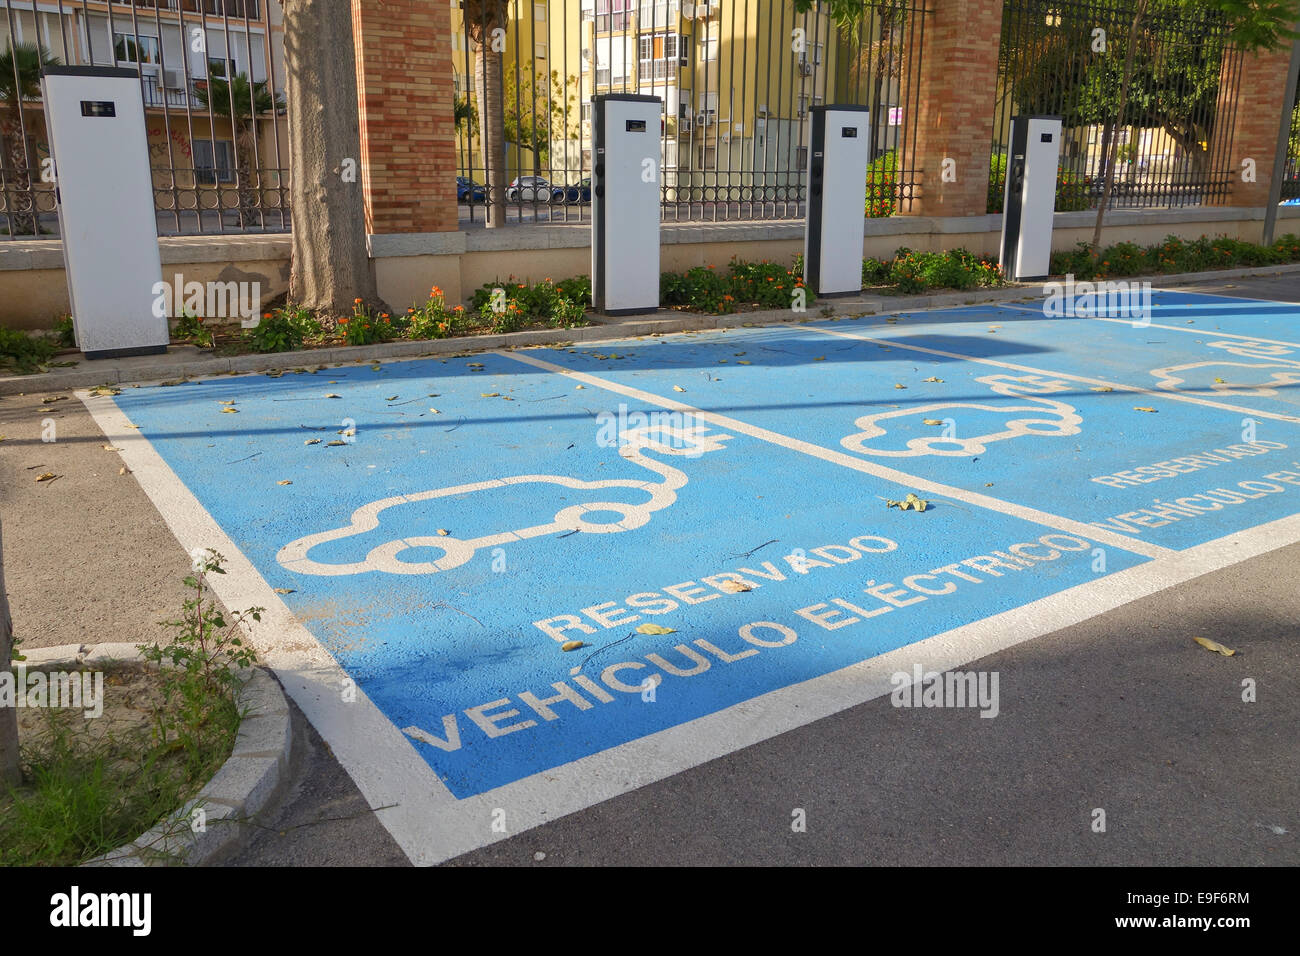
[151,273,262,328]
[0,665,104,718]
[595,404,707,458]
[890,664,999,718]
[1044,273,1152,326]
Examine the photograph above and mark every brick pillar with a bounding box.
[902,0,1004,217]
[352,0,458,234]
[1211,44,1294,208]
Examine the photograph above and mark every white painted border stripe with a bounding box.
[803,322,1300,424]
[498,349,1173,558]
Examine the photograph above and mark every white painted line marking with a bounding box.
[497,350,1172,558]
[803,322,1300,424]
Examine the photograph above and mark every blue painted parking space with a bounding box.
[107,290,1298,799]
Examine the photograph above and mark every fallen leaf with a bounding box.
[35,472,59,482]
[102,444,121,451]
[1214,377,1225,384]
[274,588,295,595]
[636,623,677,635]
[429,408,441,414]
[436,528,450,536]
[88,386,120,396]
[717,579,752,593]
[158,379,185,387]
[219,399,236,405]
[220,407,239,414]
[575,385,585,390]
[673,385,686,392]
[277,480,292,486]
[737,360,752,365]
[923,376,943,383]
[814,356,826,362]
[386,395,399,401]
[1134,406,1157,413]
[922,419,944,426]
[123,424,140,430]
[886,493,928,512]
[1091,386,1113,392]
[304,438,321,445]
[894,383,907,389]
[325,440,346,446]
[481,392,501,398]
[561,640,587,652]
[325,393,341,399]
[1193,636,1237,657]
[338,427,356,437]
[119,466,130,476]
[41,396,67,404]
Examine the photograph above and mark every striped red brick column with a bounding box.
[902,0,1005,218]
[352,0,458,234]
[1212,43,1295,208]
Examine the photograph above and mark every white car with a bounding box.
[506,176,552,203]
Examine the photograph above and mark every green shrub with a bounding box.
[172,310,214,349]
[52,314,75,349]
[246,307,320,353]
[0,326,59,373]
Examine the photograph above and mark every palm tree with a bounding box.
[195,71,284,228]
[0,43,59,236]
[462,0,509,228]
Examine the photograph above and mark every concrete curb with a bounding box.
[4,260,1298,394]
[18,643,292,867]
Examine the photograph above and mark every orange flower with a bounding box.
[381,313,389,318]
[338,317,350,325]
[407,307,415,313]
[263,312,272,319]
[354,298,362,304]
[431,286,443,296]
[453,305,465,313]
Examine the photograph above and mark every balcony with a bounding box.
[111,0,262,16]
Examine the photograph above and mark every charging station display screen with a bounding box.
[80,101,116,117]
[841,127,858,137]
[625,120,646,132]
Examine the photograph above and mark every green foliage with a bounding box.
[884,247,1007,294]
[194,71,283,119]
[988,152,1091,214]
[340,301,398,346]
[138,549,259,782]
[1052,233,1300,278]
[865,149,897,218]
[52,315,74,349]
[659,258,811,315]
[406,285,465,339]
[467,276,590,328]
[246,307,320,353]
[172,310,214,349]
[0,326,59,374]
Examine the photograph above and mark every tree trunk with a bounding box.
[1092,0,1149,254]
[475,44,507,228]
[0,520,20,788]
[233,120,259,229]
[282,0,382,315]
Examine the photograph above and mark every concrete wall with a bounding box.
[3,206,1298,331]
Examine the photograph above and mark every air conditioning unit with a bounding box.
[696,111,714,126]
[164,69,186,90]
[798,59,813,76]
[679,116,693,132]
[681,2,696,17]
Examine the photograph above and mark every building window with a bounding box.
[193,139,236,185]
[535,3,546,19]
[638,33,686,80]
[208,57,238,78]
[796,146,808,168]
[114,33,160,65]
[596,0,633,32]
[638,0,680,25]
[536,42,547,59]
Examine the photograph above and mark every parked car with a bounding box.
[506,176,552,203]
[552,177,592,204]
[456,176,486,203]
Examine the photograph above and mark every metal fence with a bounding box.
[0,0,288,240]
[991,0,1242,212]
[1284,69,1300,202]
[453,0,927,225]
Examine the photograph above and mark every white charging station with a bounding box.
[592,94,661,315]
[41,66,168,358]
[999,114,1063,282]
[804,105,871,297]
